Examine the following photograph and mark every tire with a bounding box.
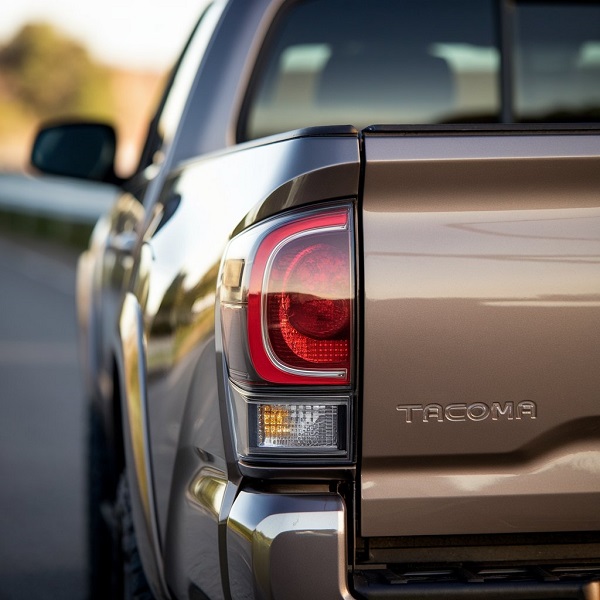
[114,473,154,600]
[87,406,153,600]
[87,405,117,600]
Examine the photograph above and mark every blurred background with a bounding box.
[0,0,209,173]
[0,2,207,598]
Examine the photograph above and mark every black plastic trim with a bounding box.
[354,566,600,599]
[363,123,600,136]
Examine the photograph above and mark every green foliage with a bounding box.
[0,22,114,121]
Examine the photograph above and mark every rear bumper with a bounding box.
[224,488,600,600]
[226,489,353,600]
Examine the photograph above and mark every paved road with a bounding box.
[0,234,85,600]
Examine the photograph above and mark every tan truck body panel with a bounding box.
[361,133,600,537]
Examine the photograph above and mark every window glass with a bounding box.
[154,2,223,160]
[514,2,600,122]
[242,0,499,140]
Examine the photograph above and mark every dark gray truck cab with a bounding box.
[31,1,600,598]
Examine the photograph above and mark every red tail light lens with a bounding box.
[275,242,350,341]
[265,237,350,368]
[247,206,353,385]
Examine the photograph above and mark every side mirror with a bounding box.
[31,122,119,184]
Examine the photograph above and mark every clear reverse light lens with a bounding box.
[256,404,339,449]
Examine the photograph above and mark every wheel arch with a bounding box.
[116,292,169,599]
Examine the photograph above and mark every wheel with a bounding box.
[87,405,153,599]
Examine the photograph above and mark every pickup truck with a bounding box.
[31,1,600,599]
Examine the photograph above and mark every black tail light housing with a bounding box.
[219,203,355,462]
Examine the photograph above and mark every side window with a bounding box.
[241,0,499,140]
[513,2,600,122]
[138,1,224,173]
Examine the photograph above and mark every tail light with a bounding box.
[219,203,355,462]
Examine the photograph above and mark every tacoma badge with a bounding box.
[396,401,537,423]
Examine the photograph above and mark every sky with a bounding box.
[0,0,210,70]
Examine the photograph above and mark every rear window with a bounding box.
[514,2,600,122]
[240,0,600,141]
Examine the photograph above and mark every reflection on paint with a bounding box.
[449,451,600,494]
[190,472,227,518]
[366,209,600,302]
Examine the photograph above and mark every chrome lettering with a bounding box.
[517,401,537,420]
[395,404,422,423]
[467,403,490,421]
[396,401,537,423]
[491,402,514,421]
[445,404,467,422]
[423,404,443,422]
